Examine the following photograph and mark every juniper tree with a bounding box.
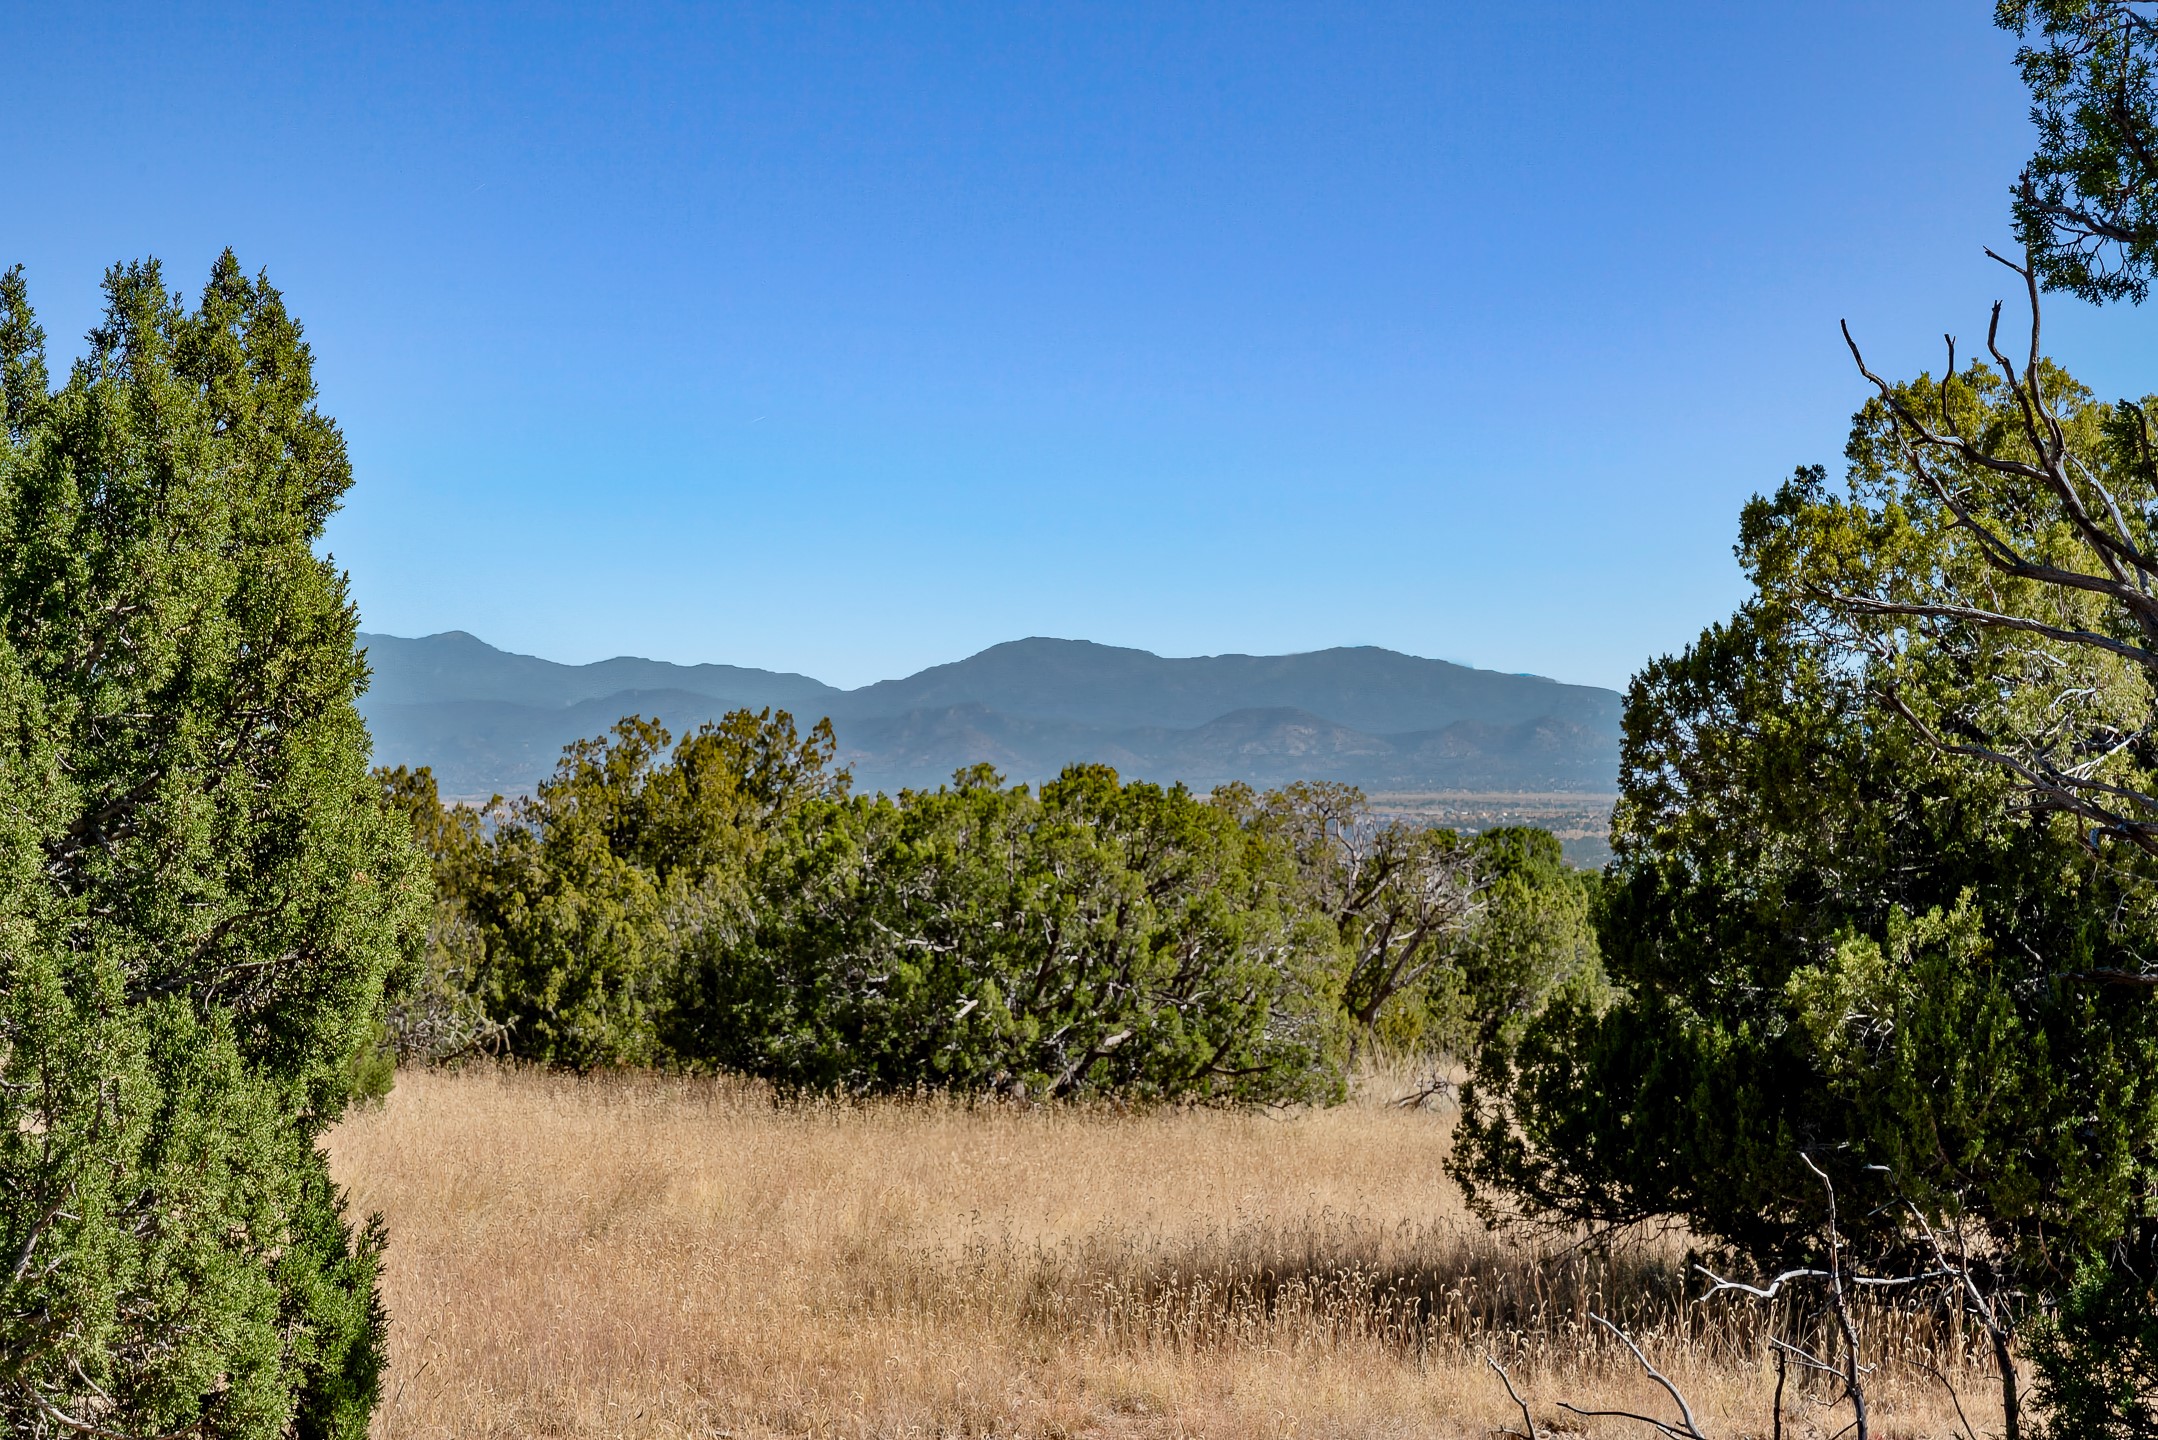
[1241,781,1484,1059]
[2002,0,2158,302]
[0,256,428,1438]
[661,763,1349,1102]
[1454,350,2158,1439]
[451,709,848,1069]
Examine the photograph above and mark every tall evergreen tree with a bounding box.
[0,256,427,1438]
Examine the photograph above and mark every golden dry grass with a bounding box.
[328,1068,2001,1439]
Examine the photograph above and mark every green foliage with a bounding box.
[1743,281,2158,1425]
[1224,786,1602,1065]
[0,257,427,1435]
[1243,781,1480,1056]
[447,711,847,1069]
[1438,826,1604,1061]
[372,763,503,1064]
[2029,1250,2158,1439]
[1450,382,2158,1286]
[278,1163,391,1440]
[1456,348,2158,1440]
[341,1017,399,1107]
[2000,0,2158,302]
[667,764,1347,1102]
[399,715,1592,1105]
[1459,157,2158,1409]
[1745,357,2158,832]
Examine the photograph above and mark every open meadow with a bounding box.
[329,1069,1992,1440]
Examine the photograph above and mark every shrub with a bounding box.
[664,764,1349,1103]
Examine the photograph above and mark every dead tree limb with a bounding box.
[1553,1314,1709,1440]
[1829,255,2158,859]
[1486,1353,1540,1440]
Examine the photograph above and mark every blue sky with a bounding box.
[6,2,2147,690]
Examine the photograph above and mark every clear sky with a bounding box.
[6,2,2149,690]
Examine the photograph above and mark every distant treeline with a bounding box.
[375,710,1603,1103]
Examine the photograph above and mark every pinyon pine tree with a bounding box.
[0,256,428,1438]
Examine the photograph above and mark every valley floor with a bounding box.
[1365,793,1616,869]
[329,1069,1988,1439]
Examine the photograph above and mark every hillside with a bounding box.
[357,632,1621,798]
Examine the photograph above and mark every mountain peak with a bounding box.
[357,630,1620,799]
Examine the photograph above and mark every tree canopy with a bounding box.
[0,256,428,1437]
[2003,0,2158,301]
[1454,323,2158,1432]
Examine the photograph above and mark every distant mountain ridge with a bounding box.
[360,628,841,713]
[356,632,1621,799]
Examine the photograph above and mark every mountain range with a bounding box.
[357,631,1623,799]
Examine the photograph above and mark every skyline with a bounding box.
[356,624,1605,690]
[10,3,2155,690]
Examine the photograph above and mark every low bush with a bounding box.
[379,718,1601,1104]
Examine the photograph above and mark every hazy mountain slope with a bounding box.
[357,631,1622,798]
[360,631,839,711]
[831,705,1153,792]
[828,637,1618,733]
[364,688,782,798]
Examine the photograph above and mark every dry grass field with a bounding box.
[328,1068,1998,1439]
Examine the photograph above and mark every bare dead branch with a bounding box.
[1801,1153,1873,1440]
[1581,1314,1708,1440]
[1926,1359,1984,1440]
[1486,1354,1540,1440]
